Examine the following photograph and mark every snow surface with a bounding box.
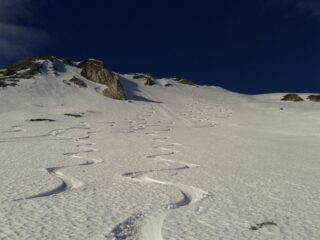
[0,65,319,240]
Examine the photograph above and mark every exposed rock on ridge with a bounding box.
[63,77,87,88]
[79,59,127,100]
[129,73,156,86]
[4,56,54,78]
[281,94,304,102]
[175,78,194,85]
[0,56,54,88]
[1,56,127,100]
[307,95,320,102]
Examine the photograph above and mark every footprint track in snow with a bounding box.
[0,125,27,133]
[0,124,90,143]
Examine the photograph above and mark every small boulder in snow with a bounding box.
[130,73,155,86]
[307,95,320,102]
[281,94,304,102]
[63,77,87,88]
[144,78,155,86]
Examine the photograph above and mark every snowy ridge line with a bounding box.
[106,104,211,240]
[16,122,104,200]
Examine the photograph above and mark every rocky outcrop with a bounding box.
[62,58,76,67]
[78,59,127,100]
[281,94,304,102]
[130,73,155,86]
[63,77,87,88]
[102,73,127,100]
[1,57,127,100]
[132,73,155,80]
[174,78,194,85]
[0,56,55,88]
[4,56,54,78]
[307,95,320,102]
[144,77,155,86]
[179,79,193,85]
[0,81,18,88]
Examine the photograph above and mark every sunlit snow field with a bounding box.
[0,67,319,240]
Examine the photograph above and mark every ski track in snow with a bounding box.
[106,104,211,240]
[0,125,27,133]
[0,124,91,143]
[16,122,104,200]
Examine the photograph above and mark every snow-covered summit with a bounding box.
[0,56,127,101]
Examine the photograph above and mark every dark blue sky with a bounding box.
[2,0,320,94]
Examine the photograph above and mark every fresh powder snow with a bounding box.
[0,62,319,240]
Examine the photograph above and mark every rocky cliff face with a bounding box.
[78,59,127,100]
[1,57,127,100]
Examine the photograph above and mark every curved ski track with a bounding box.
[106,104,212,240]
[17,122,104,200]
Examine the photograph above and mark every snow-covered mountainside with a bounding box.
[0,57,319,240]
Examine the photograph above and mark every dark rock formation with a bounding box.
[164,83,173,87]
[174,78,194,85]
[1,56,60,89]
[29,118,55,122]
[130,73,155,86]
[281,94,304,102]
[0,79,18,88]
[4,56,54,78]
[307,95,320,102]
[1,57,127,100]
[62,58,76,66]
[78,59,107,84]
[79,59,127,100]
[69,77,87,88]
[63,77,87,88]
[64,113,83,118]
[250,222,277,231]
[179,79,193,85]
[144,77,155,86]
[132,73,155,80]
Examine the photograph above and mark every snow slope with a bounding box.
[0,64,319,240]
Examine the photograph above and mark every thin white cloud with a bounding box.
[269,0,320,18]
[0,0,51,66]
[297,0,320,17]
